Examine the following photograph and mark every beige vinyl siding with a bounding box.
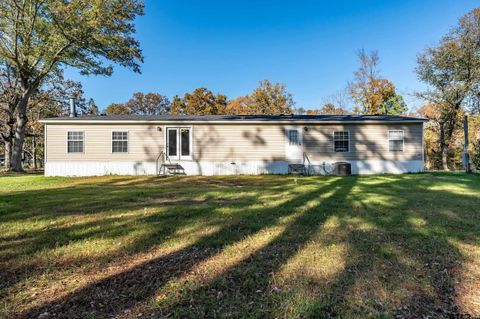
[45,122,423,163]
[46,124,163,162]
[192,124,285,161]
[303,123,422,161]
[46,123,286,162]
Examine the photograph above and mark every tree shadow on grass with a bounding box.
[153,177,356,318]
[1,176,277,297]
[132,173,479,318]
[3,173,480,318]
[298,174,480,318]
[17,177,349,318]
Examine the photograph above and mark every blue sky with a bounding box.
[65,0,478,112]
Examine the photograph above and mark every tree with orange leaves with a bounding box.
[348,49,407,115]
[223,96,253,115]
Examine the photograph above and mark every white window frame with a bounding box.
[388,130,404,152]
[111,131,129,154]
[288,129,300,145]
[164,126,193,161]
[66,131,85,154]
[333,130,350,153]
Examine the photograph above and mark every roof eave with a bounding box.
[39,119,427,124]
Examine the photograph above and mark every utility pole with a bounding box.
[463,115,471,173]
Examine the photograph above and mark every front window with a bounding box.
[334,131,349,152]
[389,130,404,151]
[112,131,128,153]
[67,131,84,153]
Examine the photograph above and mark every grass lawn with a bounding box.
[0,173,479,318]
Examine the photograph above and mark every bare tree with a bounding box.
[321,89,352,113]
[0,61,19,168]
[348,49,406,115]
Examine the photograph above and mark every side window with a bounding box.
[288,129,300,145]
[112,131,128,153]
[389,130,404,151]
[67,131,84,153]
[333,131,349,152]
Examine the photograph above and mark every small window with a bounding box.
[389,130,404,151]
[112,131,128,153]
[67,131,84,153]
[288,129,300,145]
[334,131,349,152]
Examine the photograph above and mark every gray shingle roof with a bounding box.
[41,114,427,123]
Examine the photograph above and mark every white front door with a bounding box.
[166,127,192,160]
[285,127,303,163]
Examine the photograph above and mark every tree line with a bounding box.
[104,80,296,116]
[1,2,479,172]
[415,8,480,170]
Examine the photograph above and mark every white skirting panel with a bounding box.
[350,160,424,174]
[45,161,289,176]
[307,160,424,175]
[45,160,424,177]
[45,161,158,176]
[170,161,289,176]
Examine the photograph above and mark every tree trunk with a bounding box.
[425,148,430,170]
[33,135,37,170]
[10,94,30,172]
[1,111,15,169]
[4,140,12,169]
[439,122,449,171]
[441,145,449,171]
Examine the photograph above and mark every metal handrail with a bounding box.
[302,152,312,176]
[156,150,165,175]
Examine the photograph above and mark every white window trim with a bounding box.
[284,126,304,162]
[164,126,193,161]
[111,130,129,154]
[288,129,300,146]
[284,126,303,145]
[179,127,193,160]
[332,130,350,153]
[66,130,85,154]
[388,130,404,152]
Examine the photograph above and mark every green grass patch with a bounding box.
[0,173,479,318]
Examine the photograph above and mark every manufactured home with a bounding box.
[40,114,426,177]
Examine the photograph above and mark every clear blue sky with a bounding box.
[65,0,478,112]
